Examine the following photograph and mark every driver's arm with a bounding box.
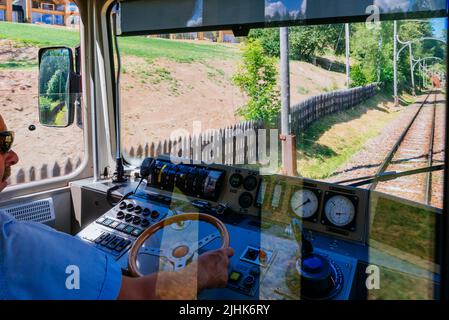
[118,247,234,300]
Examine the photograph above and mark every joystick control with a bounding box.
[288,219,343,300]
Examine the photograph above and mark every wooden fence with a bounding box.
[11,157,82,185]
[123,120,266,165]
[11,83,378,184]
[289,83,378,135]
[125,83,379,163]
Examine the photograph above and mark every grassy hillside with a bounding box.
[0,22,238,63]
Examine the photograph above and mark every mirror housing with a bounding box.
[38,47,76,127]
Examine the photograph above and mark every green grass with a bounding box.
[296,86,310,95]
[0,60,37,69]
[296,93,401,179]
[118,36,238,63]
[0,22,80,47]
[0,22,239,63]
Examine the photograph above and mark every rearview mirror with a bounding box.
[38,47,75,127]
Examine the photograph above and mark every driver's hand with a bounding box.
[197,247,234,290]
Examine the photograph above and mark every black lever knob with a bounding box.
[140,157,155,178]
[291,218,313,257]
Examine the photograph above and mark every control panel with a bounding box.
[76,157,366,300]
[77,196,172,264]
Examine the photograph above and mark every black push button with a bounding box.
[116,211,125,219]
[141,219,150,228]
[250,267,260,277]
[119,202,127,210]
[127,203,134,211]
[243,275,256,288]
[244,248,259,261]
[94,232,109,244]
[132,216,141,225]
[142,208,151,216]
[151,210,160,219]
[100,234,115,246]
[114,239,131,252]
[125,214,133,222]
[107,236,123,250]
[134,206,142,214]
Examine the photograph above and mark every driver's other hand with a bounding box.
[197,247,234,290]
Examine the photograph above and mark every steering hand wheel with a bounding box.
[128,213,230,277]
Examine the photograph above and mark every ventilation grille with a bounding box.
[3,198,55,225]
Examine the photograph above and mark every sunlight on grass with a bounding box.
[0,22,239,63]
[296,93,404,179]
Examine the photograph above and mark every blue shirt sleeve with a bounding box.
[0,211,122,300]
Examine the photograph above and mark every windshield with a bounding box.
[116,3,447,300]
[118,20,447,201]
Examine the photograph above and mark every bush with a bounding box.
[232,39,280,125]
[46,69,65,101]
[350,64,368,87]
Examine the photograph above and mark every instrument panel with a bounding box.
[258,175,368,243]
[143,156,369,243]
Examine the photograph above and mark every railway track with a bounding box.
[370,91,443,206]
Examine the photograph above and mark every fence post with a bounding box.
[64,159,73,175]
[29,166,36,182]
[52,162,61,178]
[16,169,25,184]
[136,145,143,158]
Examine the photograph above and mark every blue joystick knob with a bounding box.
[303,256,323,273]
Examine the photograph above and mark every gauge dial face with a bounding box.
[324,195,355,227]
[290,189,319,218]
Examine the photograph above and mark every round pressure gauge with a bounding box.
[290,189,319,219]
[324,195,355,227]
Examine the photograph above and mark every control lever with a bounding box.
[140,157,155,179]
[291,218,313,257]
[216,203,229,215]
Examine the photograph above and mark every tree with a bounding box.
[348,20,444,91]
[46,69,65,102]
[249,25,343,61]
[232,39,280,125]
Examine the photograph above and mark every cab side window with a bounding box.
[0,1,83,186]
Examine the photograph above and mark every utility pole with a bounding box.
[408,44,416,95]
[280,27,297,176]
[345,23,350,89]
[377,33,382,83]
[419,63,422,88]
[424,61,428,87]
[393,21,398,106]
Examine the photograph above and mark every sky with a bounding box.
[431,17,448,38]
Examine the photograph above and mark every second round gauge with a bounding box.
[290,189,319,219]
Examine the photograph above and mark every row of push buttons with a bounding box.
[94,232,131,256]
[116,211,151,228]
[118,201,160,219]
[97,216,144,237]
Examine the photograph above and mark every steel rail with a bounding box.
[424,92,437,205]
[369,91,432,191]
